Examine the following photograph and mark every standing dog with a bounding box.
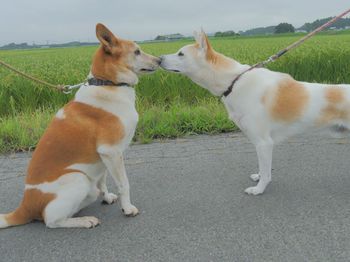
[0,24,160,229]
[160,30,350,195]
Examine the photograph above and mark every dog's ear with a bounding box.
[193,30,201,45]
[193,29,211,51]
[96,23,119,53]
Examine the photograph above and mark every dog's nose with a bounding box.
[157,57,162,65]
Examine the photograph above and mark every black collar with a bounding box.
[87,77,132,87]
[222,74,243,97]
[222,64,261,98]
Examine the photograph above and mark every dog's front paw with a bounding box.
[244,186,264,195]
[102,193,118,205]
[81,216,101,228]
[122,204,139,217]
[250,174,260,182]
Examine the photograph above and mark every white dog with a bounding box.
[0,24,160,229]
[160,30,350,195]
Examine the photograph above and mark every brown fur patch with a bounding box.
[318,105,348,124]
[202,35,223,66]
[207,50,232,68]
[270,78,309,122]
[6,189,56,225]
[317,87,349,125]
[205,38,217,63]
[26,101,125,185]
[325,87,345,104]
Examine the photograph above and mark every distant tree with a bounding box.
[275,23,295,34]
[223,30,236,36]
[215,30,236,37]
[0,42,30,50]
[240,26,276,36]
[154,35,166,41]
[298,17,350,32]
[301,22,313,32]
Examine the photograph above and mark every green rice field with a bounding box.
[1,31,350,153]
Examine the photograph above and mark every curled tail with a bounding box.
[0,206,32,229]
[0,188,57,229]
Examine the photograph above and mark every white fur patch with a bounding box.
[74,84,138,151]
[67,162,105,180]
[25,173,86,193]
[0,214,8,228]
[55,108,65,119]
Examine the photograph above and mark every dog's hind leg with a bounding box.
[245,138,273,195]
[44,173,100,229]
[98,171,118,205]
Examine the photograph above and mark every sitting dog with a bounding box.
[160,30,350,195]
[0,23,160,229]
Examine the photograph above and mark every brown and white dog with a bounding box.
[0,24,160,229]
[160,30,350,195]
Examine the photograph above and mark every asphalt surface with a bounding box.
[0,132,350,262]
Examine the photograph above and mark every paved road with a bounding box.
[0,132,350,262]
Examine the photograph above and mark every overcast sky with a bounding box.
[1,0,349,46]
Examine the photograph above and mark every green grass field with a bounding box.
[1,32,350,153]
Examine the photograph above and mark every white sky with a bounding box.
[1,0,349,45]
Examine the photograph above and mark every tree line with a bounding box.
[215,17,350,37]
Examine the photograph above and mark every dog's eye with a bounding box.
[178,51,184,56]
[134,49,141,55]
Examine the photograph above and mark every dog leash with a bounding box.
[0,59,132,94]
[0,59,85,94]
[222,7,350,98]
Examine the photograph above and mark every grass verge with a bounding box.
[0,99,237,153]
[1,33,349,153]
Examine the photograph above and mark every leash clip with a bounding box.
[62,82,86,94]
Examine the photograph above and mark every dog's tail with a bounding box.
[0,205,32,229]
